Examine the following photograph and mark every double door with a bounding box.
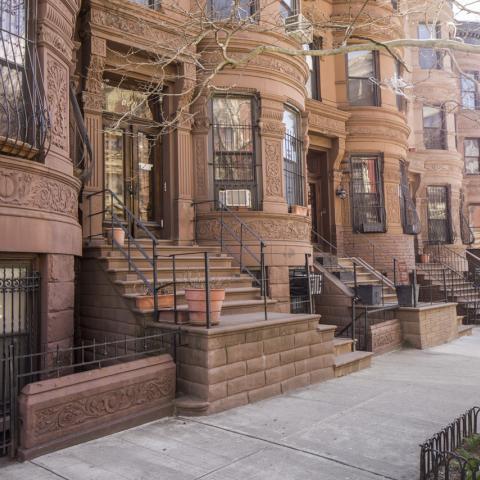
[104,123,160,231]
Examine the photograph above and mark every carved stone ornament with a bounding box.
[194,136,207,195]
[197,216,311,242]
[264,141,282,197]
[33,376,176,436]
[46,57,68,150]
[0,168,78,217]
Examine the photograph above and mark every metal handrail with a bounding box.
[193,200,268,320]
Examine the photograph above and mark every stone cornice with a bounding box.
[307,100,350,138]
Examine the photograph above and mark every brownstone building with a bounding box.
[0,0,478,460]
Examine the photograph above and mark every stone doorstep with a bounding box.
[333,337,353,356]
[333,351,373,378]
[458,324,474,338]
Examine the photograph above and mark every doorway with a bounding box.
[307,150,331,244]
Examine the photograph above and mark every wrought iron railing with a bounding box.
[69,84,93,182]
[0,330,177,458]
[0,0,50,160]
[420,406,480,480]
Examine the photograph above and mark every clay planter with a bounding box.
[291,205,308,216]
[108,227,125,247]
[419,253,430,263]
[135,294,174,310]
[184,288,225,326]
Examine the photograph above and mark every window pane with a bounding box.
[465,139,479,157]
[348,78,375,106]
[347,51,374,78]
[461,76,476,109]
[423,106,442,128]
[0,65,26,139]
[283,108,299,163]
[103,85,154,120]
[304,43,320,100]
[211,0,252,19]
[104,129,125,218]
[418,23,437,39]
[280,0,295,17]
[283,107,303,206]
[465,157,480,174]
[419,48,439,69]
[0,0,26,64]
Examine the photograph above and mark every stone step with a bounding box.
[457,315,465,326]
[333,338,353,356]
[85,243,222,258]
[175,395,209,416]
[458,324,474,338]
[334,351,373,378]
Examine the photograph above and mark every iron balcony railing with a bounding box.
[0,0,50,160]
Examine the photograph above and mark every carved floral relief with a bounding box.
[264,141,282,197]
[46,57,68,150]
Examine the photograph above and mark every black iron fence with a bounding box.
[0,331,177,458]
[420,406,480,480]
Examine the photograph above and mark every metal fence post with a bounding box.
[413,269,418,307]
[442,268,448,303]
[204,252,211,329]
[261,243,267,321]
[172,255,178,325]
[8,343,16,458]
[153,242,158,322]
[240,224,243,272]
[351,299,356,352]
[305,253,313,315]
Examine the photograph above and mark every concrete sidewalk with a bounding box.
[4,329,480,480]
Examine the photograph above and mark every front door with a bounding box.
[103,83,162,236]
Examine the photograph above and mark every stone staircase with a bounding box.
[416,262,480,326]
[333,338,373,377]
[316,254,398,305]
[79,239,278,338]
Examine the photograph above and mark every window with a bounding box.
[283,106,304,208]
[427,186,452,244]
[423,106,446,150]
[103,83,160,222]
[418,23,443,69]
[129,0,159,8]
[391,0,399,10]
[211,96,257,209]
[209,0,256,20]
[351,155,386,233]
[304,40,321,101]
[0,0,48,158]
[461,73,479,110]
[399,162,421,234]
[465,139,480,174]
[346,51,380,106]
[280,0,296,18]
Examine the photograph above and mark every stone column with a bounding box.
[259,99,288,214]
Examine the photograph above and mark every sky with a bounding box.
[455,0,480,20]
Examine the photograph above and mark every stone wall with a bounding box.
[176,315,336,414]
[396,303,458,349]
[18,354,175,460]
[368,319,403,355]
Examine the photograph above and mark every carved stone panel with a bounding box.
[264,140,282,198]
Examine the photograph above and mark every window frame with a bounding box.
[280,0,297,18]
[208,0,258,21]
[418,23,443,70]
[283,105,304,209]
[461,72,480,110]
[350,154,386,233]
[304,39,322,101]
[464,138,480,175]
[422,105,447,150]
[210,94,259,210]
[346,50,381,107]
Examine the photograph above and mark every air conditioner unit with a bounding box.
[219,189,252,208]
[284,13,313,44]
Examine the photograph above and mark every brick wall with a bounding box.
[176,316,336,414]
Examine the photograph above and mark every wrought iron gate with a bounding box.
[0,266,40,457]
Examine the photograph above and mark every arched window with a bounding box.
[0,0,49,158]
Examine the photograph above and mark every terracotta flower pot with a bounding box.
[108,227,125,247]
[184,288,225,326]
[135,293,174,310]
[419,253,430,263]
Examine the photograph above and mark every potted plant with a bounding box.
[184,276,225,326]
[419,251,430,263]
[135,284,174,310]
[107,227,125,247]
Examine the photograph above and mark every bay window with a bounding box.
[465,138,480,174]
[346,51,380,107]
[351,155,386,233]
[283,106,304,208]
[212,96,257,209]
[423,105,446,150]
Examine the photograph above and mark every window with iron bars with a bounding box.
[427,185,453,244]
[0,0,49,159]
[211,96,259,209]
[283,106,304,209]
[399,161,421,235]
[350,155,386,233]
